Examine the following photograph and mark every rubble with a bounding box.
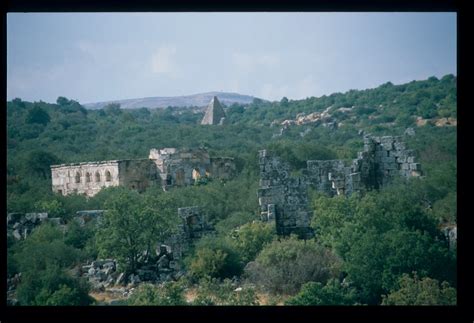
[7,212,65,240]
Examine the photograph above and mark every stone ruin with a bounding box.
[79,206,211,297]
[257,150,314,239]
[7,212,65,240]
[80,244,183,294]
[51,147,236,197]
[165,206,214,260]
[149,148,236,191]
[258,134,423,237]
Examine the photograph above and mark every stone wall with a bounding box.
[165,206,213,260]
[51,161,121,196]
[149,148,211,189]
[303,135,422,197]
[117,159,158,192]
[52,148,236,196]
[149,148,236,190]
[257,150,314,239]
[258,135,422,237]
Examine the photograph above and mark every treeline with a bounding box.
[6,74,456,305]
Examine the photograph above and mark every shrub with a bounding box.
[245,236,341,295]
[381,273,456,305]
[127,282,187,306]
[285,279,358,305]
[193,278,258,306]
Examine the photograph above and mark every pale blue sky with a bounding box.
[7,12,456,104]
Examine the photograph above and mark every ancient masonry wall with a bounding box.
[258,135,422,237]
[165,206,212,260]
[51,161,121,196]
[117,159,158,192]
[258,150,314,239]
[149,148,237,190]
[52,148,236,196]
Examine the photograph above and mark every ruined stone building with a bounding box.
[201,96,226,125]
[258,135,422,238]
[51,148,236,197]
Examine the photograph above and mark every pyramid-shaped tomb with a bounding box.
[201,96,226,125]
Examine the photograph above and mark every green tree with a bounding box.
[232,221,274,263]
[285,279,358,305]
[381,273,456,305]
[95,188,177,274]
[12,223,93,305]
[23,150,61,179]
[25,105,50,125]
[245,236,341,295]
[187,235,243,280]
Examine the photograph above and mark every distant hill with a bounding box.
[83,92,261,110]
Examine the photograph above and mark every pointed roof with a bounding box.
[201,96,226,125]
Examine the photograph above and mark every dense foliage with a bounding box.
[6,75,456,305]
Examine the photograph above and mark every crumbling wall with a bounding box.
[149,148,236,189]
[257,150,314,239]
[51,161,121,196]
[117,159,158,192]
[304,135,422,197]
[210,157,237,180]
[165,206,213,260]
[52,148,237,196]
[258,135,422,237]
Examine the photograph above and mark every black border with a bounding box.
[2,0,469,322]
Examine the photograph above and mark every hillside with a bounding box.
[6,74,457,306]
[83,91,260,110]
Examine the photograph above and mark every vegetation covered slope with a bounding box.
[6,74,456,305]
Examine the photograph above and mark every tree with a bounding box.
[56,96,71,106]
[187,235,243,280]
[25,105,50,125]
[16,263,93,306]
[381,273,456,305]
[245,236,341,295]
[232,221,274,263]
[95,188,177,274]
[104,103,122,116]
[23,150,61,179]
[12,223,93,305]
[285,279,358,305]
[341,228,455,305]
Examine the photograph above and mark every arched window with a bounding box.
[192,168,201,180]
[95,172,101,182]
[85,172,91,183]
[75,172,81,183]
[105,170,112,182]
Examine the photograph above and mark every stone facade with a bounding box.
[51,148,236,196]
[148,148,236,190]
[258,135,422,237]
[51,159,157,196]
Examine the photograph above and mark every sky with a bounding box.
[7,12,456,104]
